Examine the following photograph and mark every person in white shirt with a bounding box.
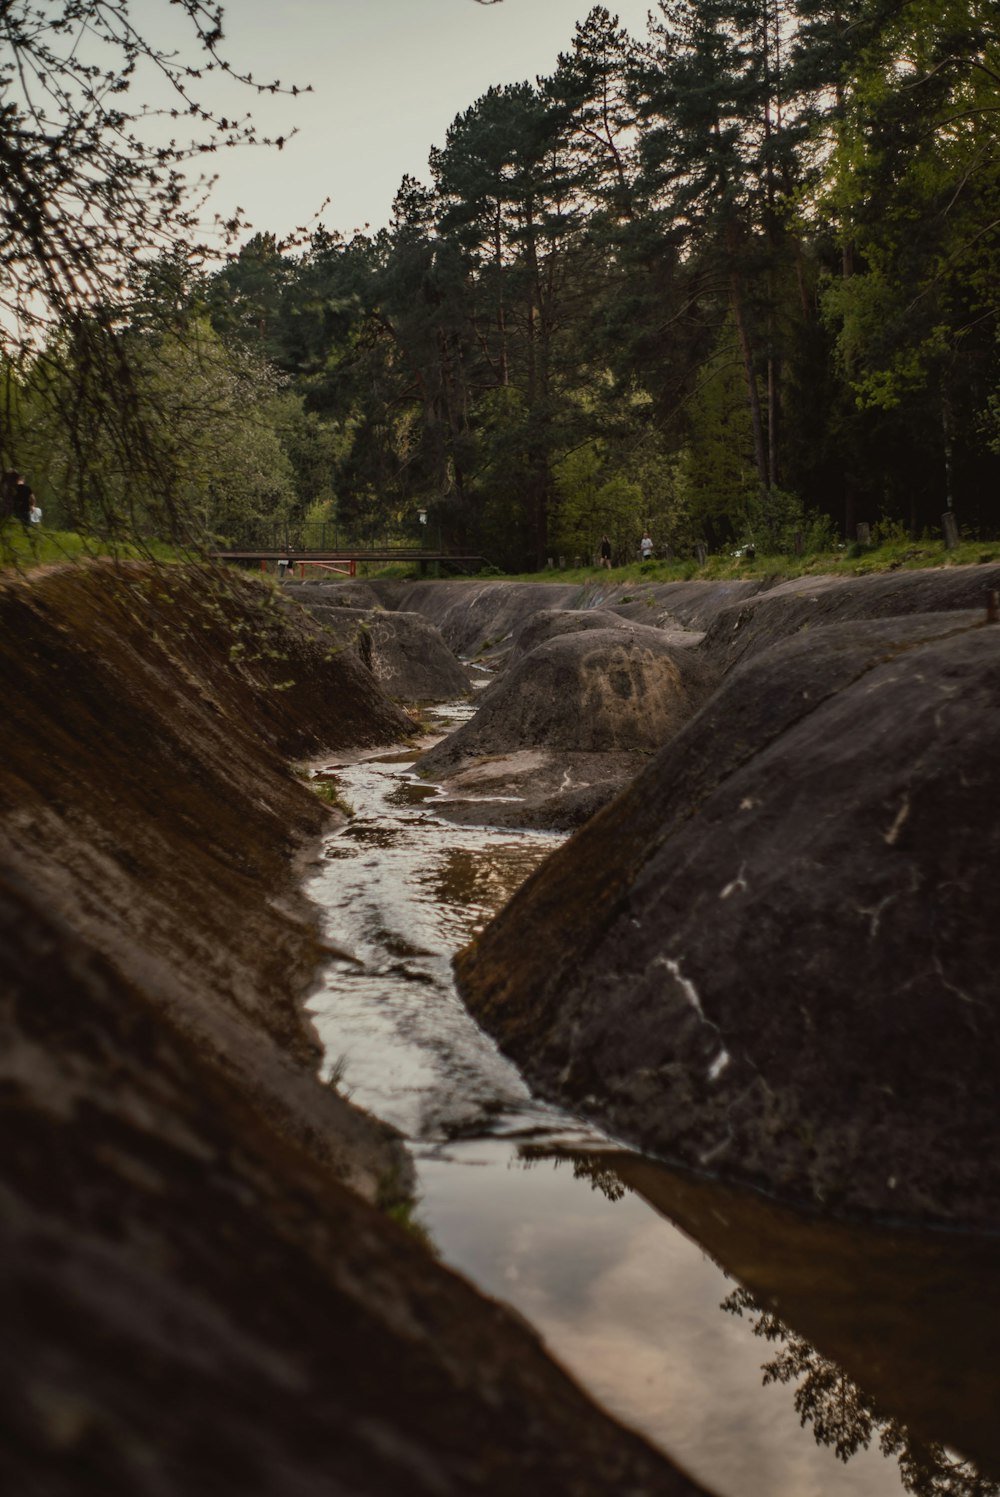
[640,531,653,561]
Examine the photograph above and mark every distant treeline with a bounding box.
[9,1,1000,571]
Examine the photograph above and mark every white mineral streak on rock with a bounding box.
[654,959,735,1083]
[708,1050,731,1081]
[656,956,707,1019]
[858,893,897,938]
[719,865,748,900]
[883,793,911,845]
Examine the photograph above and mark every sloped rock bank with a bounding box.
[420,624,717,829]
[0,563,706,1497]
[363,576,763,653]
[700,564,1000,673]
[362,578,583,658]
[298,603,472,702]
[454,577,1000,1227]
[503,607,701,668]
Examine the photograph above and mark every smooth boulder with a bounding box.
[422,626,716,770]
[301,605,471,702]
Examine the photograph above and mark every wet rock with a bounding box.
[456,612,1000,1227]
[296,604,472,703]
[428,749,636,832]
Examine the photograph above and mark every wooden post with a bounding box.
[695,542,707,565]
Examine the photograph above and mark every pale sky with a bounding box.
[135,0,658,247]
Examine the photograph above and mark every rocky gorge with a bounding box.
[290,567,1000,1228]
[6,556,1000,1494]
[0,561,708,1497]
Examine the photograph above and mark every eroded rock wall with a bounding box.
[455,580,1000,1227]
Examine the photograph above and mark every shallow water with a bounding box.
[305,704,1000,1497]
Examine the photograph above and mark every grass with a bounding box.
[385,1199,437,1253]
[0,524,180,570]
[540,535,1000,585]
[310,778,354,817]
[385,533,1000,586]
[8,524,1000,586]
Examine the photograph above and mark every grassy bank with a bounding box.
[346,530,1000,585]
[0,524,180,569]
[9,523,1000,585]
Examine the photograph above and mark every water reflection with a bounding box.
[384,780,441,808]
[721,1286,999,1497]
[431,845,549,916]
[520,1146,1000,1496]
[305,721,1000,1497]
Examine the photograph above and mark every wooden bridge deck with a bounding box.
[211,548,486,576]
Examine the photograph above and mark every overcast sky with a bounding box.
[144,0,658,247]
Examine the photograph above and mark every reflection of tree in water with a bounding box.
[569,1154,628,1203]
[722,1286,999,1497]
[517,1148,629,1203]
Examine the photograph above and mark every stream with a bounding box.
[304,701,999,1497]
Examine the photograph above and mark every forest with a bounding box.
[5,0,1000,572]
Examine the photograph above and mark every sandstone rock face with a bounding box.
[283,578,385,610]
[423,628,716,769]
[572,577,765,633]
[504,606,639,667]
[299,604,471,702]
[368,579,582,657]
[701,566,1000,674]
[456,610,1000,1226]
[416,622,718,832]
[1,563,706,1497]
[365,577,754,657]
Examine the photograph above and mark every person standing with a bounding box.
[3,471,33,524]
[29,499,42,525]
[640,531,653,561]
[599,534,612,569]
